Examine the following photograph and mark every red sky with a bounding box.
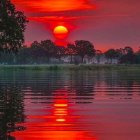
[12,0,140,51]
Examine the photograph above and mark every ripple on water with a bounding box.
[0,70,140,140]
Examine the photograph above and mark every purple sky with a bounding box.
[12,0,140,51]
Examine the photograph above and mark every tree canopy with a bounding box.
[68,40,95,63]
[0,39,139,65]
[105,49,120,60]
[0,0,28,53]
[119,46,136,64]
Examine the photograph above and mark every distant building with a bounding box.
[60,55,119,64]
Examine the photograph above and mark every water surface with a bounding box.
[0,70,140,140]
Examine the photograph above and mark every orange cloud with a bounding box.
[12,0,96,12]
[28,15,130,22]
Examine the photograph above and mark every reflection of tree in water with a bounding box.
[104,71,133,87]
[0,69,140,139]
[0,86,25,139]
[28,72,65,95]
[67,71,95,103]
[0,71,65,95]
[67,70,140,101]
[0,71,66,139]
[100,70,140,99]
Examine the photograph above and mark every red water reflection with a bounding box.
[11,90,97,140]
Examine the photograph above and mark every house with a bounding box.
[60,55,119,64]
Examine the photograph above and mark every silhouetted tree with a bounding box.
[55,46,66,62]
[120,46,136,64]
[30,41,46,63]
[135,49,140,64]
[66,43,77,63]
[0,0,28,53]
[95,50,102,64]
[74,40,95,63]
[105,49,120,64]
[16,45,29,64]
[40,40,57,63]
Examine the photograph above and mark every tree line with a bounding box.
[0,0,140,65]
[0,39,140,64]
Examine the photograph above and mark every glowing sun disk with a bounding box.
[53,26,69,39]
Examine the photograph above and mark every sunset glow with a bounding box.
[12,0,95,12]
[53,26,69,39]
[11,0,140,50]
[1,0,140,139]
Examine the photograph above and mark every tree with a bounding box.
[95,50,102,64]
[135,48,140,64]
[30,41,45,64]
[120,46,136,64]
[40,40,57,63]
[0,0,28,53]
[16,45,29,64]
[105,49,120,64]
[74,40,95,63]
[66,43,77,63]
[55,46,66,62]
[135,52,140,64]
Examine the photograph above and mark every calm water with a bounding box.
[0,70,140,140]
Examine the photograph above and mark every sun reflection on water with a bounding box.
[11,90,97,140]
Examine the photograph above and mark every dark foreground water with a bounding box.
[0,70,140,140]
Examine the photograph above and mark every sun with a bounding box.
[53,25,69,39]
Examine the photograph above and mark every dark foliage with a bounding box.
[74,40,95,63]
[0,37,139,64]
[119,46,136,64]
[0,0,28,53]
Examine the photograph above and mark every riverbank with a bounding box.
[0,64,140,71]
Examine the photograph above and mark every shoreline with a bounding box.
[0,64,140,71]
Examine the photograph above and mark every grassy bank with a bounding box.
[0,64,140,71]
